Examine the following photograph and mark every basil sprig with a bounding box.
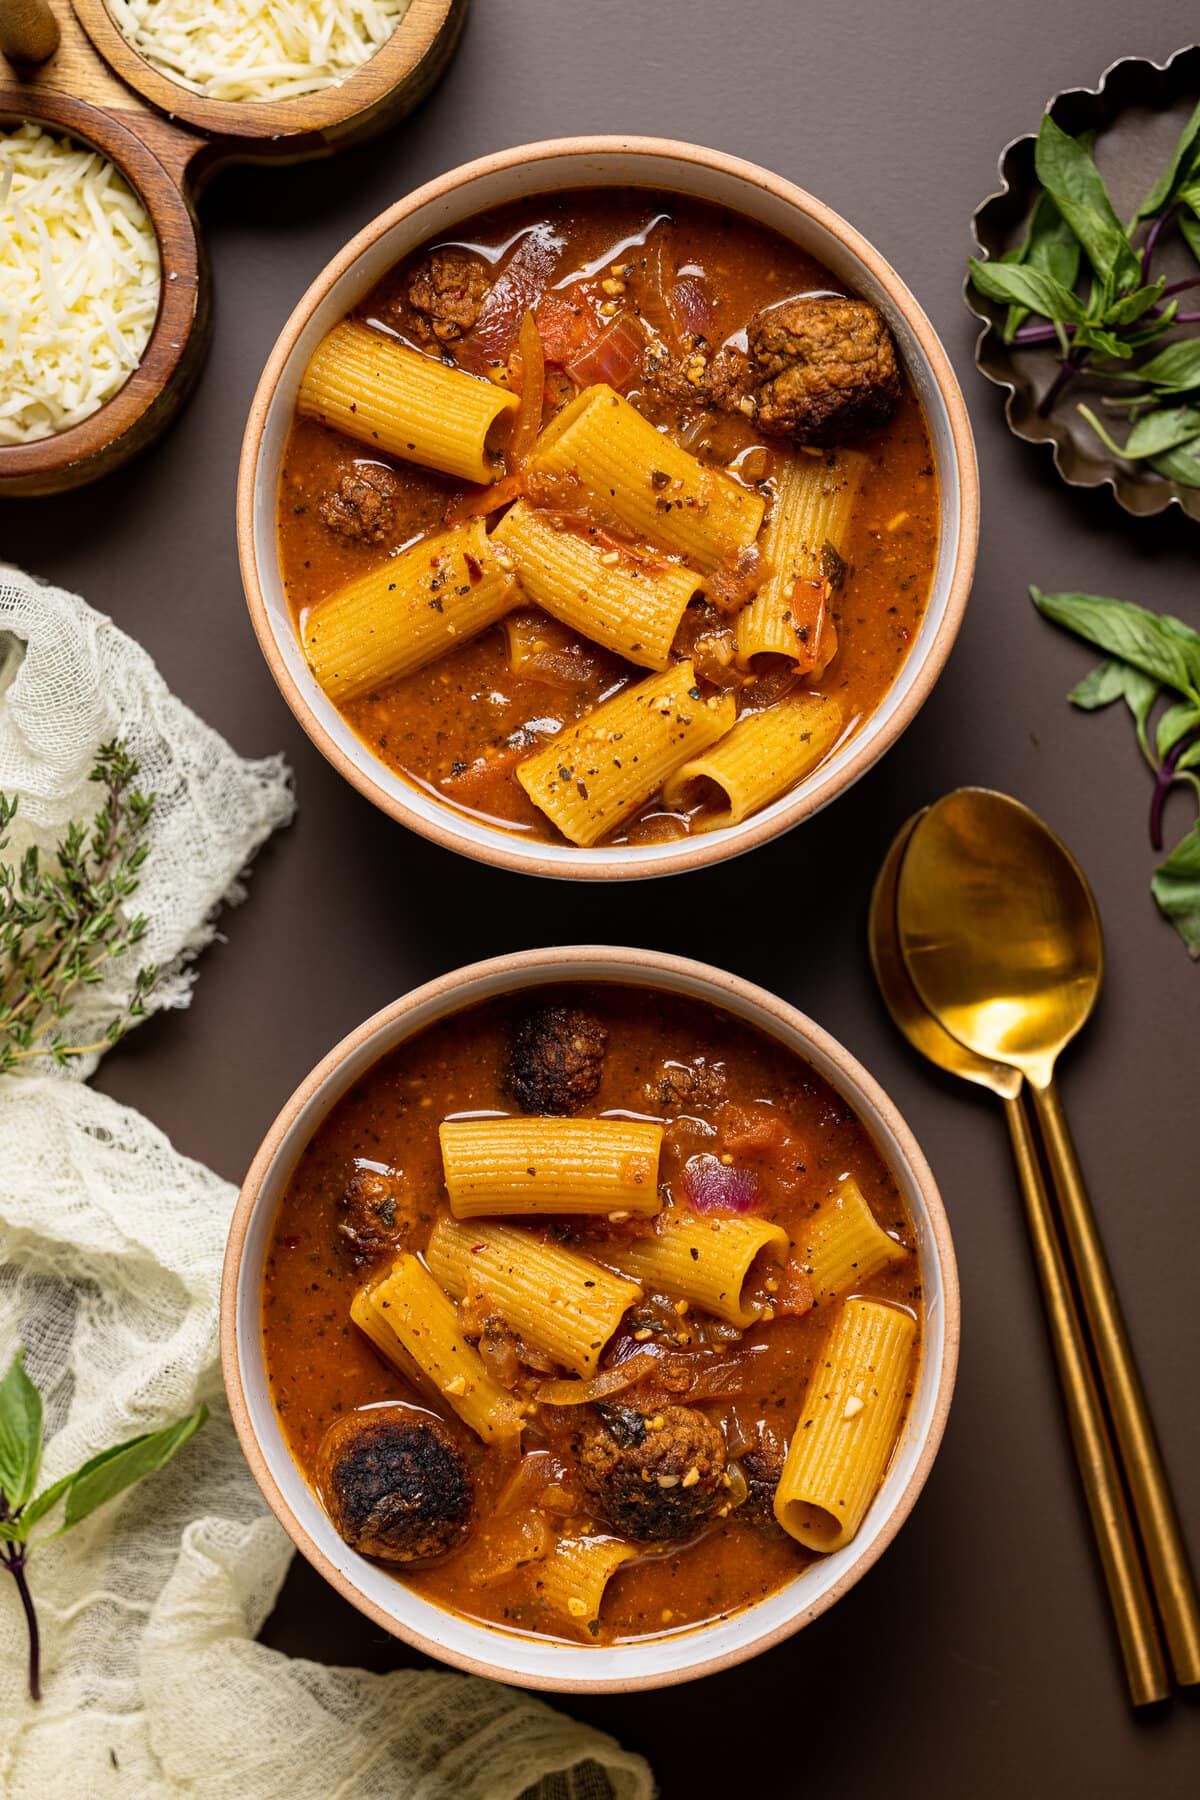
[970,103,1200,484]
[1032,586,1200,955]
[0,1348,206,1701]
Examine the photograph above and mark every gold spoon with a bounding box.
[896,787,1200,1690]
[870,813,1167,1705]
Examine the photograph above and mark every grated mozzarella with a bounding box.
[108,0,411,103]
[0,124,161,445]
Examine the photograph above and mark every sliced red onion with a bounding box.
[565,313,644,391]
[683,1153,763,1215]
[671,274,715,340]
[461,228,562,363]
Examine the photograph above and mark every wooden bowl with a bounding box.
[238,136,980,880]
[0,0,466,495]
[221,945,960,1693]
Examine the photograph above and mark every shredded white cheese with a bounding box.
[0,123,161,446]
[108,0,412,103]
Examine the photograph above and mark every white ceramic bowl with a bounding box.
[221,947,959,1692]
[238,136,979,880]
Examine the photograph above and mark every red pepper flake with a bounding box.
[464,553,483,585]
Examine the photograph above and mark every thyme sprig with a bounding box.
[0,741,160,1071]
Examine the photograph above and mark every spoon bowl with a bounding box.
[895,787,1102,1085]
[868,808,1021,1100]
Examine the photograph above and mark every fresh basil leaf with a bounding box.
[1134,340,1200,390]
[1068,658,1129,709]
[1074,325,1132,360]
[1131,99,1200,224]
[57,1405,206,1532]
[1035,114,1140,285]
[1149,440,1200,487]
[1180,739,1200,772]
[1102,282,1166,328]
[1118,666,1160,762]
[1181,213,1200,264]
[1003,192,1082,333]
[1157,700,1200,761]
[1118,318,1177,353]
[1125,406,1200,458]
[18,1469,77,1533]
[1150,821,1200,957]
[969,256,1086,324]
[1030,587,1200,700]
[0,1350,43,1512]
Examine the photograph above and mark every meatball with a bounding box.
[316,1406,474,1563]
[639,339,751,421]
[740,1436,786,1533]
[317,465,403,543]
[745,296,901,444]
[408,248,491,344]
[648,1056,728,1113]
[574,1403,726,1542]
[506,1005,607,1115]
[336,1166,408,1268]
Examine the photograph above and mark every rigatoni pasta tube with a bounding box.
[351,1255,522,1444]
[302,516,515,703]
[527,383,764,571]
[535,1534,638,1635]
[298,320,518,484]
[774,1297,917,1551]
[426,1217,642,1376]
[802,1176,909,1305]
[661,694,843,831]
[736,451,865,666]
[608,1209,788,1328]
[492,498,700,670]
[439,1118,662,1218]
[516,659,736,847]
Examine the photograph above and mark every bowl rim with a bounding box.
[220,944,961,1692]
[237,133,980,881]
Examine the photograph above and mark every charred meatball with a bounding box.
[574,1403,726,1542]
[316,1406,473,1563]
[336,1166,408,1268]
[317,465,403,543]
[506,1005,607,1115]
[745,296,901,444]
[408,248,491,345]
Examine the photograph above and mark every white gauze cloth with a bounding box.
[0,568,653,1800]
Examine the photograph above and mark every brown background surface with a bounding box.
[4,3,1200,1793]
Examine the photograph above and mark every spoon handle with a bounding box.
[1030,1078,1200,1688]
[1002,1092,1168,1705]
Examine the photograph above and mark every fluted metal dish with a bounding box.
[968,44,1200,523]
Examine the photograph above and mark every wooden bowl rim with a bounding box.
[220,943,961,1693]
[0,90,199,479]
[71,0,459,140]
[238,133,981,880]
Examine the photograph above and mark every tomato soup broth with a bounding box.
[276,191,938,845]
[261,986,924,1644]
